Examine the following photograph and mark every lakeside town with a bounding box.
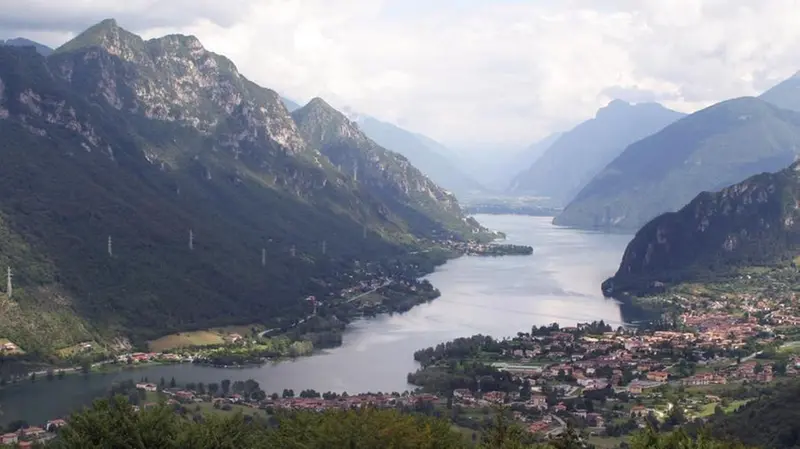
[13,248,800,447]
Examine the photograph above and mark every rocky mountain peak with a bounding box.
[595,99,631,118]
[291,98,474,232]
[293,97,369,149]
[50,19,305,155]
[56,18,146,62]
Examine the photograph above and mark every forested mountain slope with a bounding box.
[0,19,478,354]
[603,162,800,295]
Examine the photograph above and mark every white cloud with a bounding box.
[3,0,800,148]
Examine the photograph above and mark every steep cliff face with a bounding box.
[292,98,482,238]
[603,162,800,295]
[51,19,306,157]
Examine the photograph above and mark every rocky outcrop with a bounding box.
[603,162,800,295]
[292,98,481,237]
[51,19,306,158]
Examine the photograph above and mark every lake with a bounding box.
[0,215,632,425]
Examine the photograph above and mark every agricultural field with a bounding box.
[148,331,226,352]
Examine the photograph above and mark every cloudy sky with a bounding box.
[2,0,800,149]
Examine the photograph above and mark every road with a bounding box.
[344,281,392,304]
[259,281,392,338]
[728,350,763,366]
[546,414,566,436]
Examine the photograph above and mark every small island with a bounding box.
[445,241,534,256]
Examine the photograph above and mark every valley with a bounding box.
[0,215,628,429]
[3,8,800,449]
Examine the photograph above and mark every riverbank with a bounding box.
[0,215,630,427]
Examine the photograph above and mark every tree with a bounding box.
[251,390,267,402]
[299,389,320,399]
[197,382,206,395]
[221,379,231,396]
[551,423,582,449]
[270,392,279,400]
[169,377,177,388]
[232,380,245,394]
[208,383,219,396]
[282,389,295,398]
[520,379,532,401]
[481,407,530,449]
[244,379,260,394]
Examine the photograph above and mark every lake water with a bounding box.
[0,215,632,426]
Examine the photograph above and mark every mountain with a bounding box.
[503,132,562,188]
[602,161,800,295]
[351,114,485,197]
[291,98,482,236]
[0,19,478,354]
[760,72,800,112]
[281,96,301,112]
[508,100,685,205]
[556,97,800,230]
[0,38,53,56]
[709,380,800,449]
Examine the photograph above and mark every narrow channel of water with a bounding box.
[0,215,632,426]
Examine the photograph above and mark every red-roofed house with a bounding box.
[1,433,17,445]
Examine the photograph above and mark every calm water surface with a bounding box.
[0,215,631,425]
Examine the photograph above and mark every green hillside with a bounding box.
[0,20,478,355]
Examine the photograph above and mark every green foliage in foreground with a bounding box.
[50,396,756,449]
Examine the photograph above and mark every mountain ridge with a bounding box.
[0,20,477,355]
[508,100,684,206]
[352,114,485,197]
[556,96,800,230]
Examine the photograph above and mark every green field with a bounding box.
[148,331,226,352]
[696,399,751,417]
[588,435,629,449]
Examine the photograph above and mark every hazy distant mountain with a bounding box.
[350,114,485,197]
[504,132,562,184]
[281,96,301,112]
[508,100,685,205]
[556,97,800,230]
[760,72,800,112]
[1,37,53,56]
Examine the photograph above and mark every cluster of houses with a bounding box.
[1,419,66,447]
[264,393,439,411]
[445,317,800,435]
[117,352,190,364]
[338,279,388,299]
[133,381,441,413]
[0,341,21,354]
